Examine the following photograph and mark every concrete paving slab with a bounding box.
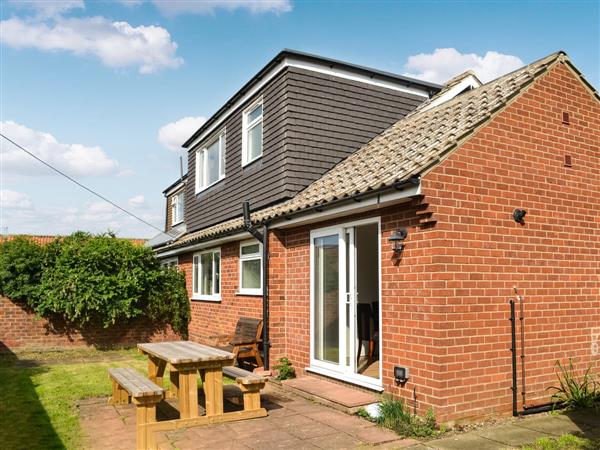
[427,433,514,450]
[512,414,584,436]
[283,377,377,408]
[308,432,364,449]
[474,423,552,447]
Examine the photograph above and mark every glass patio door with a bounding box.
[311,227,356,375]
[310,220,382,389]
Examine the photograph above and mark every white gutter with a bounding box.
[155,181,421,258]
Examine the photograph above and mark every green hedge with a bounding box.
[0,232,190,337]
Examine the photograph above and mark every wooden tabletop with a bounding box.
[138,341,235,365]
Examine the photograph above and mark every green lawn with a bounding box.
[523,434,600,450]
[0,348,154,449]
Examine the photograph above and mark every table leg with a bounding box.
[203,366,224,416]
[178,369,198,419]
[168,368,179,399]
[148,356,166,387]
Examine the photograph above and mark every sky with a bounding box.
[1,0,598,239]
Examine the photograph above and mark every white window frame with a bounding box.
[161,257,178,269]
[238,240,262,295]
[241,98,263,167]
[171,192,184,226]
[195,129,226,193]
[192,248,221,301]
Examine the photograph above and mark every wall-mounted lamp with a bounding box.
[389,228,408,253]
[513,209,527,224]
[394,366,409,385]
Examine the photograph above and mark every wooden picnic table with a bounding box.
[137,341,234,419]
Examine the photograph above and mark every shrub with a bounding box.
[547,359,599,410]
[0,232,190,337]
[375,395,441,438]
[273,357,295,380]
[0,236,45,305]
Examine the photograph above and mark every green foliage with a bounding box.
[0,236,45,304]
[547,359,599,410]
[0,232,190,337]
[273,357,295,380]
[375,395,441,438]
[522,433,600,450]
[356,407,372,420]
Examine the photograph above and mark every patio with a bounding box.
[79,382,411,450]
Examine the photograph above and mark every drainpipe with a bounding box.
[242,202,270,370]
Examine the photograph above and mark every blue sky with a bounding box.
[1,0,598,238]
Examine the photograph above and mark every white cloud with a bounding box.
[152,0,292,16]
[0,190,34,210]
[8,0,84,18]
[128,194,145,207]
[158,116,206,151]
[1,120,120,177]
[2,199,162,238]
[403,48,524,84]
[0,15,183,74]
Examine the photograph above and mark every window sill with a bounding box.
[241,155,262,168]
[235,290,263,297]
[191,295,221,302]
[195,176,225,195]
[171,219,183,227]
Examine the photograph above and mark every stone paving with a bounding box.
[79,383,600,450]
[79,383,413,450]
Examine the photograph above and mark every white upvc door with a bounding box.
[309,218,382,390]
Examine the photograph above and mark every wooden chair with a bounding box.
[356,303,378,367]
[219,317,263,368]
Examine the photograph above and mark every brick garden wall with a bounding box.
[0,296,179,351]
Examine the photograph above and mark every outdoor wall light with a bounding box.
[389,228,408,253]
[394,366,409,385]
[513,209,527,224]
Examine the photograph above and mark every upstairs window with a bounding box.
[196,130,225,193]
[192,248,221,301]
[171,191,184,225]
[239,241,262,295]
[242,99,263,166]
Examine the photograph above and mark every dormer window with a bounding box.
[171,191,184,225]
[242,99,263,166]
[196,129,226,193]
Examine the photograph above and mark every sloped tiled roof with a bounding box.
[157,51,594,251]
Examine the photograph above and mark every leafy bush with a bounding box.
[375,395,441,438]
[0,232,190,337]
[547,359,599,410]
[273,357,295,380]
[0,236,45,304]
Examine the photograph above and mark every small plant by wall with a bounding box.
[547,359,599,410]
[0,232,190,337]
[273,357,295,380]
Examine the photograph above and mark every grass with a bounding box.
[522,434,600,450]
[0,347,205,449]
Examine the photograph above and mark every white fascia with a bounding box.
[419,74,482,112]
[186,57,431,150]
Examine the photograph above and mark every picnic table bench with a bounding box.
[122,340,268,449]
[108,368,164,449]
[222,366,266,411]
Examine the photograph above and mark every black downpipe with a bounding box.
[509,299,518,417]
[242,201,269,370]
[262,223,269,370]
[509,298,564,416]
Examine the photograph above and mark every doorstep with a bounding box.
[278,375,379,414]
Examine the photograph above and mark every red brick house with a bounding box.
[151,50,600,422]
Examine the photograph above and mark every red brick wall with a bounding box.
[0,296,178,351]
[180,61,600,422]
[177,242,263,344]
[409,61,600,421]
